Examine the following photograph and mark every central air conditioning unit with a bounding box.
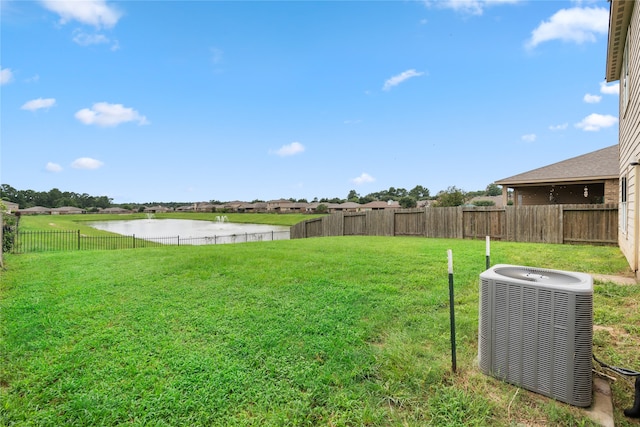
[478,264,593,407]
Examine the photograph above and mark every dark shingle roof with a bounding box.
[495,145,618,186]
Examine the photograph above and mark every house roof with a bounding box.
[20,206,51,212]
[337,202,361,209]
[1,200,20,211]
[606,0,634,82]
[495,145,618,186]
[100,207,130,213]
[52,206,85,212]
[362,200,400,208]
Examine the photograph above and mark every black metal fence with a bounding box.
[11,230,290,254]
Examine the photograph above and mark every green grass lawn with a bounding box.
[1,236,639,426]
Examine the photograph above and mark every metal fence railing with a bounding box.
[11,230,290,254]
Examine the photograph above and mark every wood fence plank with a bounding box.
[290,204,618,245]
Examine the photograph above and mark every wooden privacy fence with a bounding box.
[290,204,619,245]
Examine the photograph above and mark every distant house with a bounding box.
[144,205,172,213]
[194,202,215,212]
[305,202,320,213]
[266,199,290,212]
[100,207,131,214]
[361,200,400,211]
[606,0,639,274]
[326,202,361,213]
[51,206,86,215]
[175,205,195,212]
[265,199,306,213]
[241,202,268,213]
[18,206,52,215]
[495,145,619,206]
[223,201,245,212]
[1,200,19,213]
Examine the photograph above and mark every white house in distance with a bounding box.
[606,0,640,274]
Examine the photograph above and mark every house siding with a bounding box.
[618,1,640,271]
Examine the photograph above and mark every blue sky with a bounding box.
[1,0,619,203]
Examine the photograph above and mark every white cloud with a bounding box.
[600,81,619,95]
[21,97,56,111]
[45,162,63,172]
[39,0,122,28]
[575,113,618,131]
[521,133,537,142]
[1,67,14,85]
[75,102,149,127]
[583,93,601,104]
[383,69,425,91]
[549,123,568,131]
[275,142,305,157]
[526,7,608,49]
[424,0,520,16]
[71,157,104,170]
[351,173,376,185]
[72,29,110,46]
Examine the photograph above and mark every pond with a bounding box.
[87,219,290,245]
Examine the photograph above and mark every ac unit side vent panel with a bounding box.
[479,265,593,407]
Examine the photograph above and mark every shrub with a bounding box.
[472,200,495,207]
[2,213,18,253]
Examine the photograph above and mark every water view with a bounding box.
[87,218,290,245]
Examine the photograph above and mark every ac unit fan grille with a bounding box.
[479,266,593,407]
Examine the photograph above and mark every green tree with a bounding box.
[435,186,466,207]
[347,190,359,202]
[316,204,328,213]
[94,196,112,209]
[485,183,502,196]
[358,195,375,204]
[409,185,430,200]
[399,196,417,208]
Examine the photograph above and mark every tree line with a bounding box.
[279,184,503,208]
[0,183,503,210]
[0,185,112,210]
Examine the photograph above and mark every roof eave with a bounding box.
[496,175,618,187]
[605,0,634,82]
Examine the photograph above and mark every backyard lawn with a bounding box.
[1,234,639,426]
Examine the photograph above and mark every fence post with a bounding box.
[77,230,81,250]
[133,234,136,249]
[559,206,565,244]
